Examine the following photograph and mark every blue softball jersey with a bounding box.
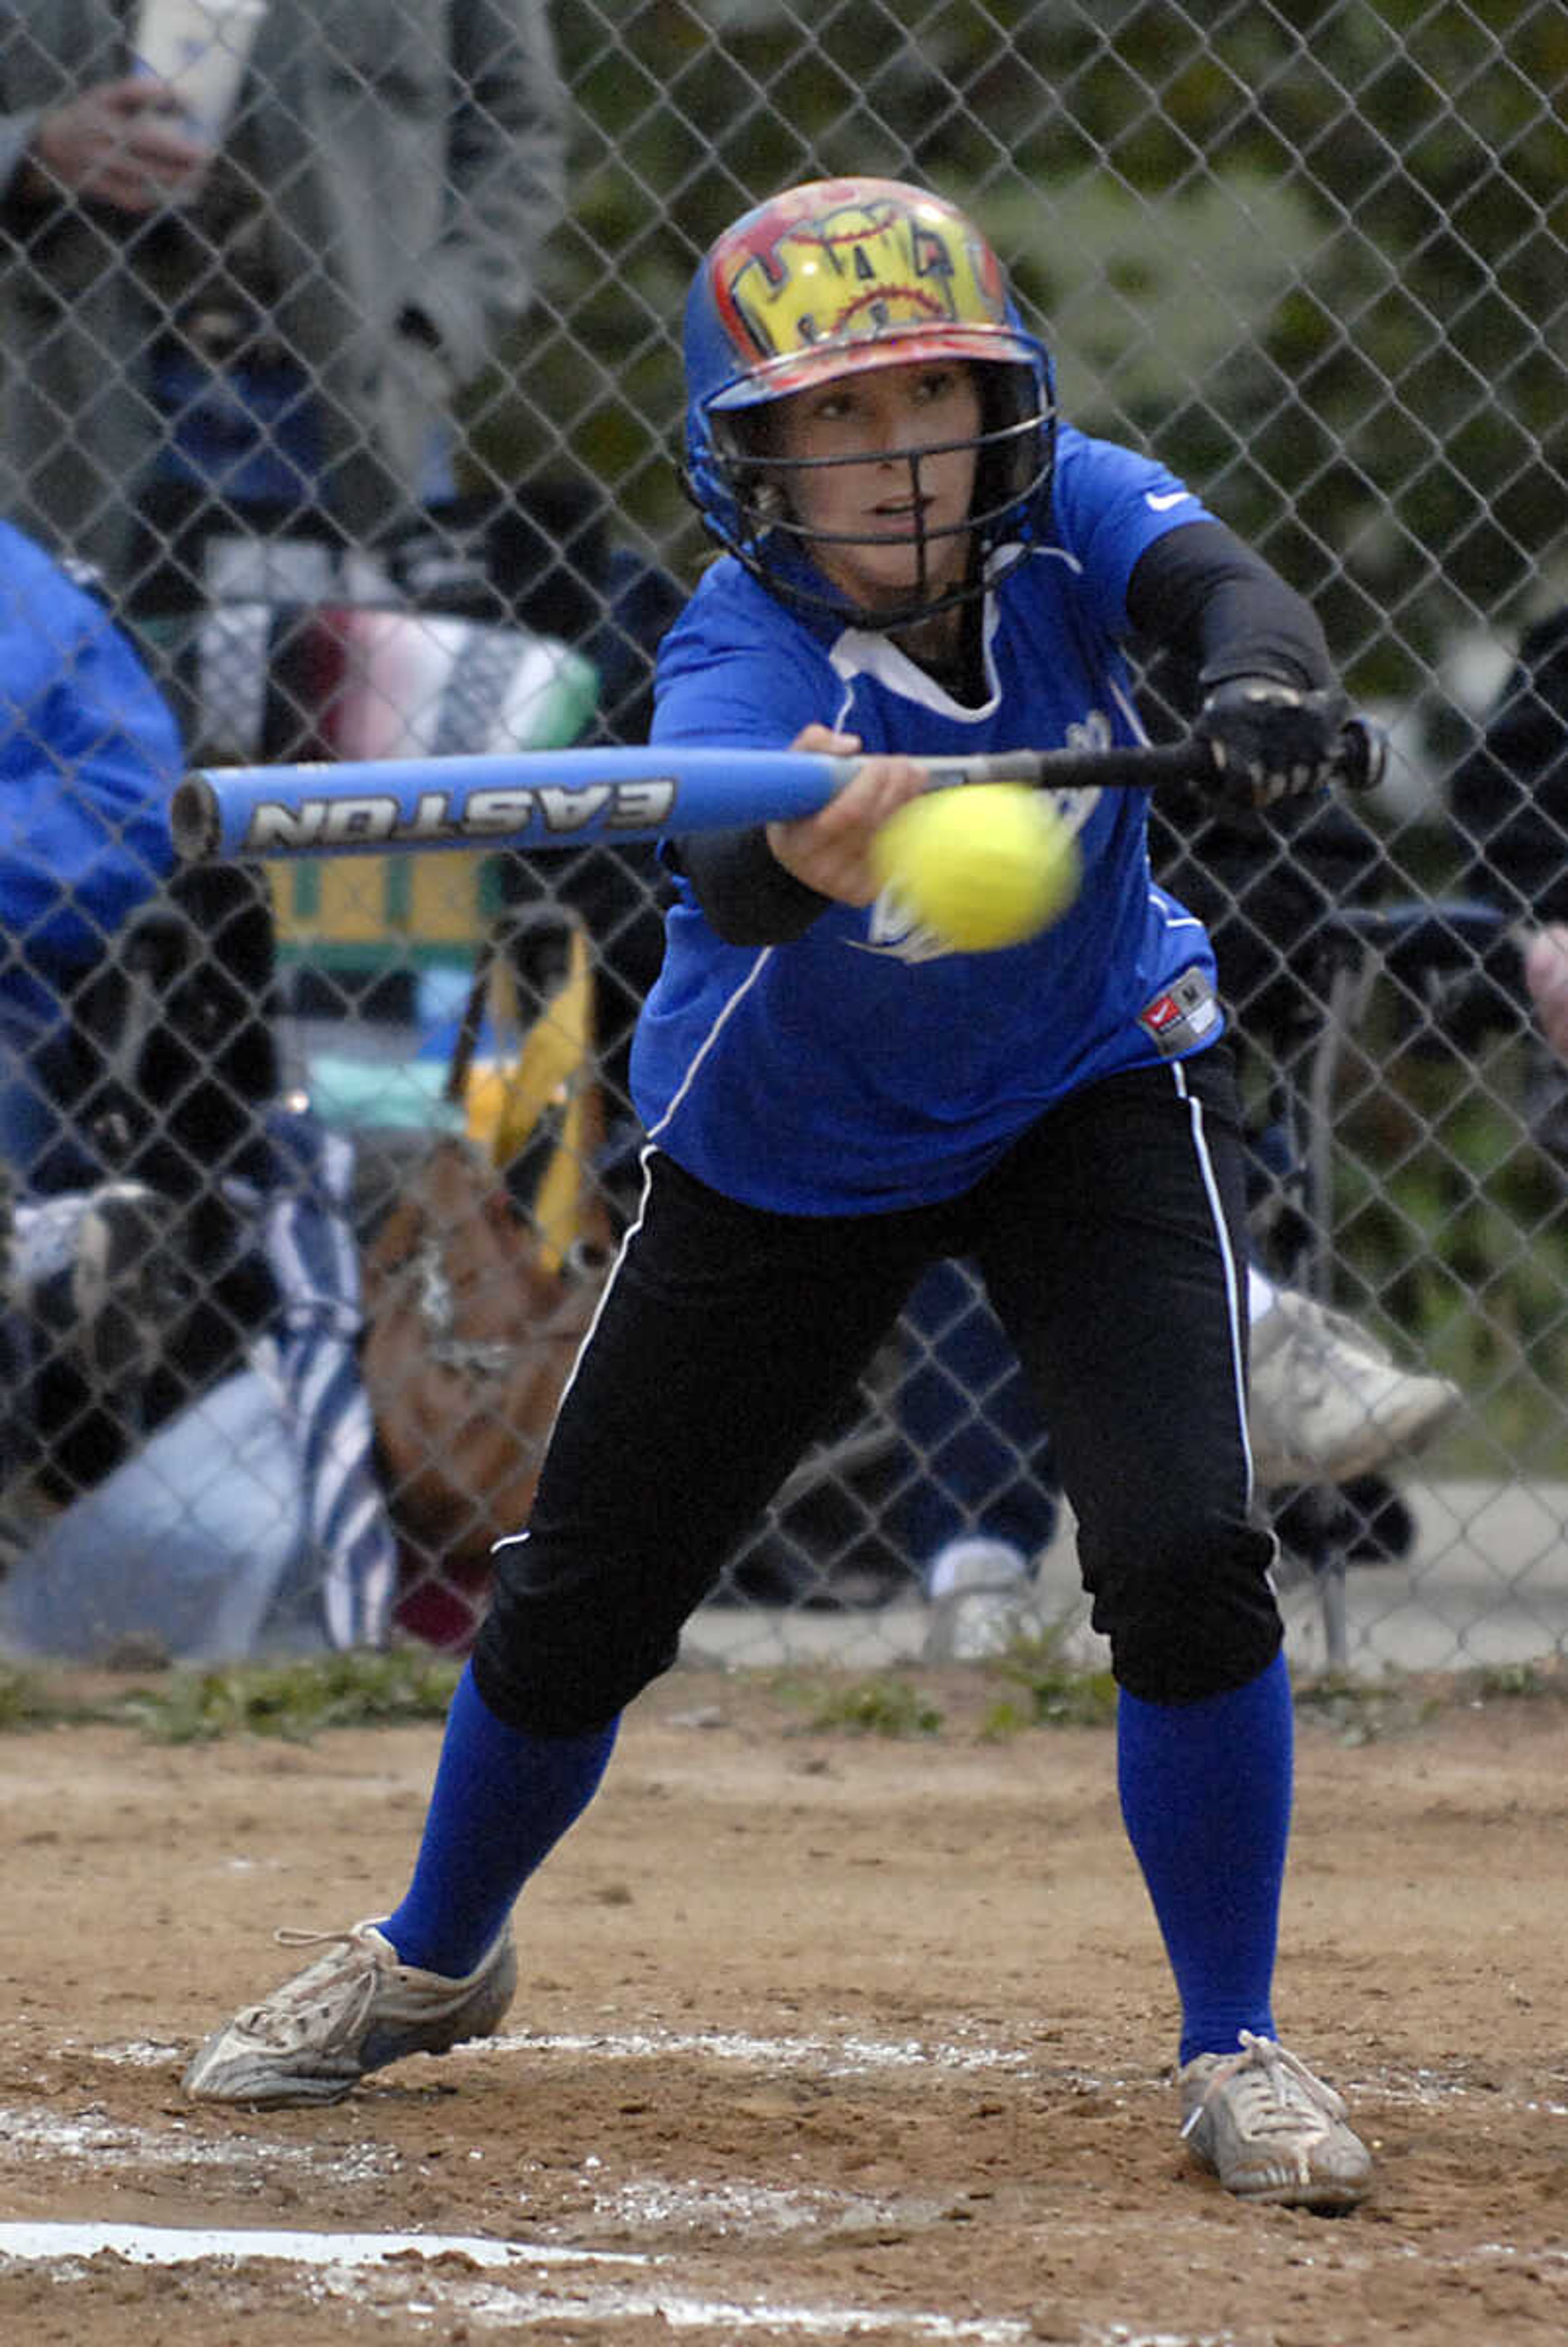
[631,424,1227,1214]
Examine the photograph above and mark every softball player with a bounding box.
[186,177,1372,2209]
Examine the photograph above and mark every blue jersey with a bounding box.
[0,522,180,1042]
[631,425,1226,1214]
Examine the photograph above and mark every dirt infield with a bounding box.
[0,1660,1564,2346]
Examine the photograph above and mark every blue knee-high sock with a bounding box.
[381,1662,618,1979]
[1116,1650,1293,2068]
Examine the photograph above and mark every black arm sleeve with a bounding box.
[1127,520,1335,696]
[675,823,833,947]
[679,523,1334,950]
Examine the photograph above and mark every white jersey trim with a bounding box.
[1171,1058,1256,1508]
[1149,885,1209,937]
[642,945,778,1148]
[826,582,1004,720]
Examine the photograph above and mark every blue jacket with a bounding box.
[0,522,180,1037]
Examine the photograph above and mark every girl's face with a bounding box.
[764,360,982,613]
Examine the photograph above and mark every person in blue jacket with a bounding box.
[184,177,1373,2211]
[0,519,180,1189]
[0,518,190,1496]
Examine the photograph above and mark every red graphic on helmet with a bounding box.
[708,181,1017,399]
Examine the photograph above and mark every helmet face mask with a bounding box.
[715,378,1047,625]
[682,178,1056,628]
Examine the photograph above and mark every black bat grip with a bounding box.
[943,740,1217,794]
[995,716,1388,799]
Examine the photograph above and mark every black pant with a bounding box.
[475,1047,1281,1732]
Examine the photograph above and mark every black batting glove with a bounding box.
[1194,677,1348,809]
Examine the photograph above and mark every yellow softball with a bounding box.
[869,783,1082,952]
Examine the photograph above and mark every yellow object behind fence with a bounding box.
[457,918,608,1277]
[272,847,503,958]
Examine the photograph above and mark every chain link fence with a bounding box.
[0,0,1565,1677]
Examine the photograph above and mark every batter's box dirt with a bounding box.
[0,1666,1565,2344]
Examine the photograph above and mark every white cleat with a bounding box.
[183,1919,517,2107]
[1180,2030,1372,2209]
[1249,1287,1461,1487]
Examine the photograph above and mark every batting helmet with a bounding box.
[680,177,1056,621]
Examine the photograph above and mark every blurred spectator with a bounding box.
[0,517,178,1189]
[0,1,565,611]
[0,514,289,1508]
[0,515,400,1644]
[1449,605,1568,1156]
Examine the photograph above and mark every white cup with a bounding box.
[131,0,268,149]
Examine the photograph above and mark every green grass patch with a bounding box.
[1465,1655,1568,1704]
[0,1664,67,1731]
[978,1624,1119,1736]
[776,1673,945,1738]
[117,1648,465,1744]
[0,1647,463,1744]
[4,1645,1564,1750]
[1292,1654,1568,1742]
[1289,1671,1443,1745]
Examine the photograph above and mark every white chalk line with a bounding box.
[80,2018,1116,2089]
[0,2099,398,2181]
[2,2218,1555,2346]
[0,2098,947,2240]
[0,2219,1038,2344]
[488,2022,1049,2078]
[0,2219,638,2271]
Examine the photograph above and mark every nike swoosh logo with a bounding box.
[1145,490,1191,511]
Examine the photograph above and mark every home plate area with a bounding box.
[0,1666,1564,2344]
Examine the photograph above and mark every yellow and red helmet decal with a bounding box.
[705,178,1038,407]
